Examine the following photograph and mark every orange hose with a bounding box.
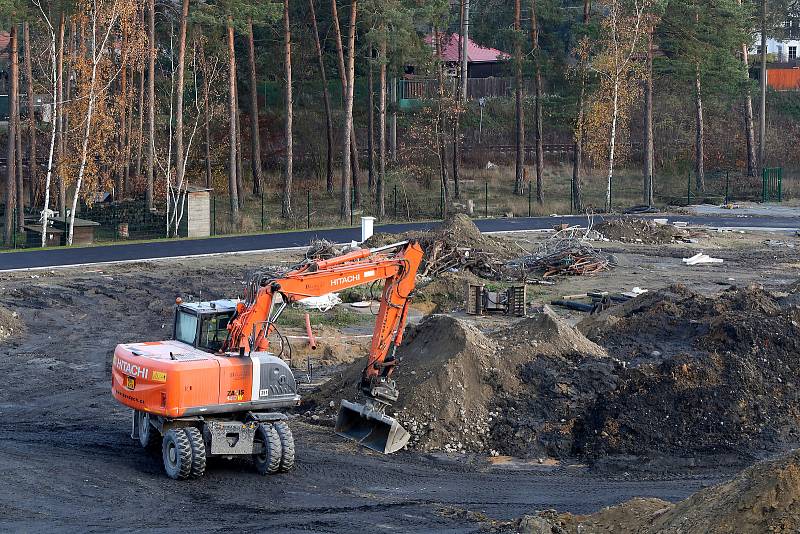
[304,313,317,350]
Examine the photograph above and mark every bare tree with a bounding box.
[4,26,18,245]
[174,0,190,205]
[694,62,705,192]
[643,26,655,206]
[377,33,387,219]
[331,0,361,206]
[759,0,767,170]
[572,0,590,213]
[340,0,357,220]
[530,0,544,203]
[247,18,263,196]
[367,52,375,192]
[308,0,335,193]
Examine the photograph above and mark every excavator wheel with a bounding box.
[136,410,159,451]
[273,421,295,472]
[182,427,207,478]
[162,429,193,480]
[253,423,283,475]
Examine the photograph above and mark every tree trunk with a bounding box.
[453,0,466,200]
[60,20,75,216]
[340,0,357,220]
[41,13,60,248]
[643,27,654,206]
[234,72,244,207]
[367,56,375,193]
[572,0,590,213]
[309,0,335,194]
[117,35,127,198]
[15,97,23,227]
[174,0,189,223]
[146,0,155,210]
[227,17,240,227]
[247,19,263,196]
[282,0,293,218]
[606,81,620,212]
[135,66,145,178]
[378,35,387,219]
[759,0,767,170]
[460,0,470,102]
[513,0,525,196]
[434,29,450,214]
[390,78,397,161]
[531,0,544,204]
[23,22,36,208]
[331,0,361,206]
[694,64,705,192]
[48,12,65,233]
[739,0,757,178]
[4,26,17,245]
[201,41,213,189]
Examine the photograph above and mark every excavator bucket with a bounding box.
[335,399,410,454]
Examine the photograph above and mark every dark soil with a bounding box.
[594,218,691,245]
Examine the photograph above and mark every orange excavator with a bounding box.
[111,240,423,479]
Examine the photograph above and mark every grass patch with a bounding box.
[277,305,373,329]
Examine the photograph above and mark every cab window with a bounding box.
[198,312,233,352]
[175,310,199,345]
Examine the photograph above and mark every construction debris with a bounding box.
[518,449,800,534]
[682,253,724,265]
[507,226,614,278]
[595,218,702,244]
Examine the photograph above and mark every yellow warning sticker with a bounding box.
[152,371,167,382]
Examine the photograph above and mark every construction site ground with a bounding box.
[1,225,799,532]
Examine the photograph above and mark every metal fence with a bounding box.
[0,167,793,250]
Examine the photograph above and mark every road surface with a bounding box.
[1,213,797,271]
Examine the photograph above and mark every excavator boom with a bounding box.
[224,240,424,454]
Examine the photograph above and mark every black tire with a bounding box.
[273,421,295,473]
[253,423,282,475]
[162,429,192,480]
[182,427,207,478]
[136,410,159,450]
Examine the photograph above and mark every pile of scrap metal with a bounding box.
[506,225,614,278]
[420,241,506,279]
[552,288,647,314]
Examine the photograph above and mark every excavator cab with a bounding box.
[173,300,238,353]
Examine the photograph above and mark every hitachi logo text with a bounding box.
[116,358,149,379]
[330,274,360,287]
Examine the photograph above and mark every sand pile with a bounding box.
[595,218,688,244]
[0,305,23,342]
[518,450,800,533]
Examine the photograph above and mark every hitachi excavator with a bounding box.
[111,241,423,479]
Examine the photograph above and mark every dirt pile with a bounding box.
[595,218,688,244]
[518,450,800,534]
[312,310,608,455]
[0,305,24,342]
[571,284,800,459]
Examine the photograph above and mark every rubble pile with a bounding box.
[518,450,800,533]
[595,218,691,244]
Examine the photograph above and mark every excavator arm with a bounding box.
[223,241,424,453]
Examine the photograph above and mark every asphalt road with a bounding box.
[1,213,797,271]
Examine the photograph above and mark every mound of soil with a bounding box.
[414,271,485,313]
[519,450,800,533]
[0,305,24,342]
[313,310,608,455]
[572,284,800,459]
[595,218,688,244]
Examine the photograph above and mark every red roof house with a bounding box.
[423,33,510,78]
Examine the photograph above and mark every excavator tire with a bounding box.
[182,427,207,478]
[136,410,159,451]
[253,423,282,475]
[273,421,295,472]
[162,429,193,480]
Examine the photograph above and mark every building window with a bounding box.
[790,46,798,60]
